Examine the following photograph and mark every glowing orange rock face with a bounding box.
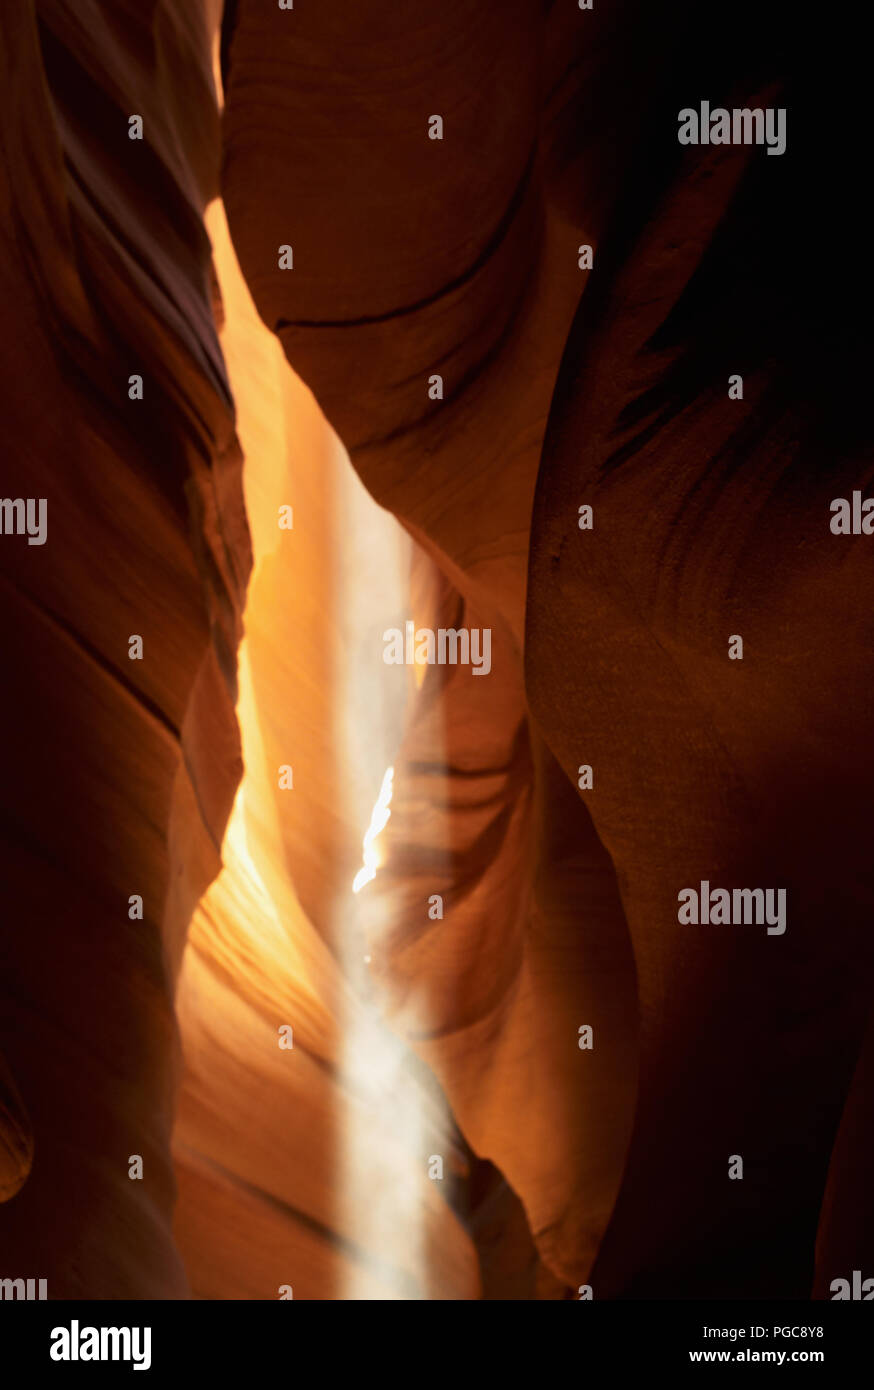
[2,0,873,1305]
[0,0,245,1297]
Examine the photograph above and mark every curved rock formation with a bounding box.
[2,0,871,1303]
[0,0,246,1296]
[218,0,874,1298]
[172,202,480,1298]
[527,5,874,1298]
[217,0,642,1294]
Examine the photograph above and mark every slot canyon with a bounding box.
[1,0,872,1305]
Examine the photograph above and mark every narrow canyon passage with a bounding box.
[172,200,479,1298]
[1,0,872,1313]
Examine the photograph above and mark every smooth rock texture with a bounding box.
[172,201,481,1298]
[0,0,247,1295]
[219,0,643,1290]
[2,0,871,1303]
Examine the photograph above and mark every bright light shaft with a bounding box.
[352,766,394,894]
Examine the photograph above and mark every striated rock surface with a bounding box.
[172,201,481,1298]
[0,0,247,1295]
[219,0,640,1290]
[219,0,874,1298]
[2,0,871,1303]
